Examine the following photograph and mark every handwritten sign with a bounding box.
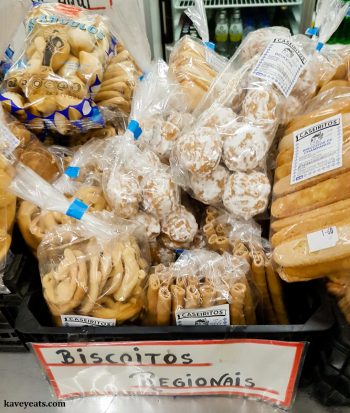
[32,339,305,408]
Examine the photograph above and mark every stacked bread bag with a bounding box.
[271,78,350,281]
[170,27,315,221]
[168,0,227,113]
[144,249,253,326]
[0,2,116,135]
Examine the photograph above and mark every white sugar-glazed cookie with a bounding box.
[223,171,271,219]
[190,165,229,205]
[222,124,269,171]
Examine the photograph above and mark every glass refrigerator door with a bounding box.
[168,0,316,59]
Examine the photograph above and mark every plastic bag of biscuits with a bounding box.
[0,154,16,293]
[144,249,255,326]
[170,27,314,220]
[168,0,227,112]
[102,134,199,253]
[0,106,61,182]
[202,207,289,324]
[0,2,116,135]
[271,81,350,282]
[133,59,194,163]
[38,219,150,326]
[96,0,148,116]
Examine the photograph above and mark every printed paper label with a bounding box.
[253,38,308,97]
[291,114,343,185]
[60,315,116,327]
[307,226,339,253]
[176,304,230,326]
[0,123,20,156]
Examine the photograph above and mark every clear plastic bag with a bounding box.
[38,220,149,325]
[0,106,61,182]
[0,154,16,293]
[169,0,227,113]
[144,249,253,326]
[202,207,288,324]
[134,59,193,163]
[170,27,306,220]
[95,0,148,116]
[0,3,115,135]
[271,67,350,281]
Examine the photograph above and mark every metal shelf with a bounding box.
[174,0,303,9]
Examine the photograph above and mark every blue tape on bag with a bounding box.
[306,27,319,36]
[65,166,80,179]
[127,119,142,140]
[204,41,216,50]
[175,249,185,255]
[139,74,145,81]
[316,42,324,52]
[66,199,89,220]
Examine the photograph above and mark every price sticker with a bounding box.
[307,226,339,253]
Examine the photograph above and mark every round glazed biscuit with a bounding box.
[202,105,237,134]
[222,124,269,172]
[106,172,141,219]
[241,86,280,123]
[190,165,229,205]
[141,116,179,161]
[134,212,160,241]
[281,95,303,125]
[166,111,195,131]
[142,171,178,219]
[292,65,317,98]
[223,171,271,219]
[159,233,192,252]
[161,206,198,244]
[176,126,222,175]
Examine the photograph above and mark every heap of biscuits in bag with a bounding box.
[1,0,350,325]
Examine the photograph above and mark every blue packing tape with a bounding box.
[66,199,89,220]
[127,119,142,140]
[316,42,324,52]
[204,41,216,51]
[175,249,185,255]
[306,27,319,36]
[139,74,145,81]
[65,166,80,179]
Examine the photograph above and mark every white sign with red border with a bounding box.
[32,339,305,408]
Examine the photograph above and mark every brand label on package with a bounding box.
[31,0,113,10]
[290,114,343,185]
[0,123,20,156]
[32,339,305,408]
[175,304,230,326]
[60,315,116,327]
[253,38,308,97]
[307,226,339,253]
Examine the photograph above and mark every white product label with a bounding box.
[253,38,308,97]
[205,50,227,73]
[32,339,305,408]
[0,123,20,156]
[175,304,230,326]
[307,226,339,253]
[291,114,343,185]
[60,315,116,327]
[31,0,113,10]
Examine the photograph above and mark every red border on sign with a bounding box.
[32,339,304,407]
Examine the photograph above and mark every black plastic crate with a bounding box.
[16,281,334,384]
[0,309,27,352]
[313,301,350,406]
